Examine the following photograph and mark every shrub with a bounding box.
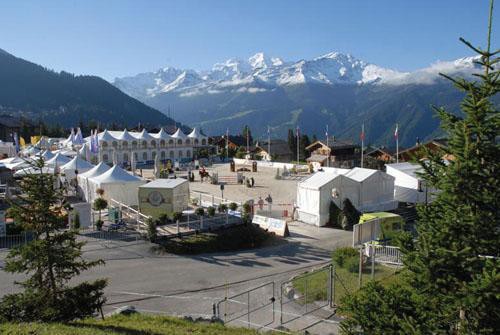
[332,247,359,267]
[207,206,216,217]
[146,218,157,242]
[229,202,238,211]
[345,256,360,274]
[218,203,228,213]
[71,211,81,231]
[172,212,183,222]
[341,198,360,230]
[195,207,205,217]
[95,220,103,231]
[158,213,169,225]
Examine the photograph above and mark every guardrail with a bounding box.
[109,199,151,229]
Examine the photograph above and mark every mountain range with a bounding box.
[114,52,486,147]
[0,48,177,129]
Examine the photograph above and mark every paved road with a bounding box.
[0,222,351,334]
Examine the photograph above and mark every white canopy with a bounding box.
[21,146,40,156]
[187,127,207,139]
[386,162,429,203]
[296,168,350,226]
[117,129,136,142]
[153,128,171,140]
[331,168,397,213]
[77,162,111,202]
[45,153,71,168]
[98,129,117,142]
[171,128,187,139]
[87,165,146,206]
[14,166,54,177]
[60,156,94,180]
[135,129,154,141]
[36,150,55,161]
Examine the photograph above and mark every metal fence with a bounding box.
[0,232,35,250]
[77,228,143,243]
[190,191,243,209]
[280,265,334,326]
[215,282,276,330]
[156,213,242,239]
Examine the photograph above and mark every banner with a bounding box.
[252,214,289,237]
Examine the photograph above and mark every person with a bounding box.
[265,194,273,212]
[250,177,255,187]
[258,197,264,210]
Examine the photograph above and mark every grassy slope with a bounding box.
[293,264,401,306]
[0,314,267,335]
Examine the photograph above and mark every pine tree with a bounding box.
[340,2,499,333]
[0,158,107,322]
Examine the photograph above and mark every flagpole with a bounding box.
[226,128,229,162]
[361,123,364,168]
[396,123,399,163]
[296,126,300,164]
[267,126,271,162]
[326,125,329,167]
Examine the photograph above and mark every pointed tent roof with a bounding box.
[45,153,71,167]
[134,129,154,141]
[35,136,50,148]
[98,129,117,142]
[78,162,110,179]
[78,142,88,155]
[89,165,143,184]
[153,128,172,140]
[187,127,207,139]
[60,156,94,172]
[344,167,379,182]
[171,128,187,139]
[21,146,40,155]
[117,129,136,142]
[37,150,55,161]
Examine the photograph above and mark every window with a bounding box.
[152,151,156,159]
[177,139,182,145]
[123,153,129,162]
[169,139,174,146]
[122,142,128,149]
[201,139,207,145]
[142,140,147,149]
[112,141,118,148]
[186,150,191,157]
[101,141,108,148]
[134,152,138,160]
[160,140,165,147]
[142,152,148,161]
[132,141,137,149]
[169,151,174,158]
[178,151,183,158]
[103,154,109,162]
[151,140,156,148]
[185,139,191,145]
[194,139,199,145]
[161,151,166,159]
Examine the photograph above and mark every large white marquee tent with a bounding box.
[296,167,397,226]
[385,162,429,203]
[60,156,95,180]
[87,165,146,206]
[77,162,111,202]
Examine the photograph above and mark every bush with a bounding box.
[332,247,359,267]
[218,203,228,213]
[0,279,107,322]
[229,202,238,211]
[172,212,183,222]
[95,220,103,231]
[341,198,360,230]
[345,256,360,273]
[195,207,205,217]
[207,206,216,217]
[147,218,157,242]
[158,213,170,225]
[71,211,80,231]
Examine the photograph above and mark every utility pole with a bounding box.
[267,125,271,161]
[296,126,300,164]
[361,123,365,168]
[326,125,330,167]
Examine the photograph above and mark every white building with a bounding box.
[386,162,430,203]
[87,128,209,166]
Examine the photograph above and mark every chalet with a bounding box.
[306,138,360,168]
[398,138,449,162]
[254,139,293,162]
[213,135,249,153]
[365,147,395,163]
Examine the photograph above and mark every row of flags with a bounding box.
[69,128,84,145]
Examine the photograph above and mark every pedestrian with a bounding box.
[258,197,264,210]
[265,194,273,212]
[251,177,255,187]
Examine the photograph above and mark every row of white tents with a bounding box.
[296,164,429,226]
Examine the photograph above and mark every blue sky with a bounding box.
[1,0,497,81]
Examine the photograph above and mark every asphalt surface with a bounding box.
[0,222,352,334]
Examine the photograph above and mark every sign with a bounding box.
[252,214,289,237]
[0,210,6,237]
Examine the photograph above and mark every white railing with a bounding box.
[190,191,243,209]
[367,244,403,266]
[109,198,151,229]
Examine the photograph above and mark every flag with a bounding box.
[326,125,329,138]
[19,137,26,148]
[74,128,84,145]
[85,143,91,162]
[267,126,270,135]
[12,132,20,153]
[394,124,399,139]
[360,124,365,141]
[70,128,75,144]
[296,126,300,138]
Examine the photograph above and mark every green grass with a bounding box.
[152,224,283,255]
[0,314,269,335]
[293,264,401,306]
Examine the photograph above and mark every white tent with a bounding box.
[152,128,172,140]
[60,156,94,180]
[77,162,110,202]
[1,156,28,170]
[386,162,429,203]
[171,128,187,139]
[20,146,40,156]
[45,153,71,168]
[87,165,146,206]
[35,150,55,161]
[296,168,350,226]
[330,168,397,213]
[14,166,54,177]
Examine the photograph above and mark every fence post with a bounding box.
[329,265,334,308]
[332,265,336,308]
[305,276,308,313]
[371,243,375,280]
[247,291,250,328]
[212,195,215,206]
[176,220,180,235]
[358,246,363,289]
[280,284,283,325]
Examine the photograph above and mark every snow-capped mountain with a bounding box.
[114,52,480,101]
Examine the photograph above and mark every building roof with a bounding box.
[306,154,328,163]
[116,129,136,141]
[256,140,292,157]
[187,127,207,139]
[171,128,187,139]
[299,168,350,190]
[152,128,172,140]
[78,162,110,179]
[140,178,188,189]
[89,165,143,183]
[306,138,359,151]
[385,162,422,179]
[344,167,378,182]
